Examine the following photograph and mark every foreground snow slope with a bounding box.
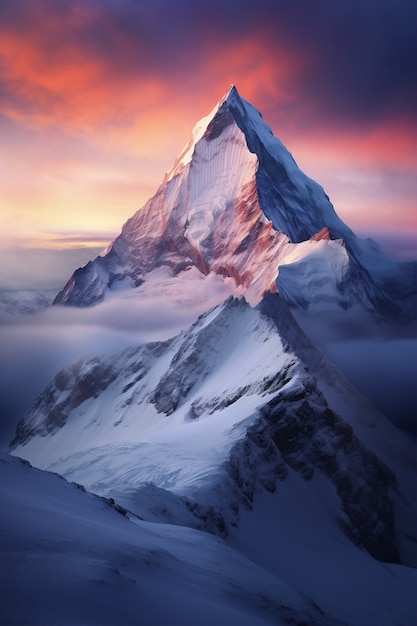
[1,451,333,626]
[2,448,416,626]
[230,472,417,626]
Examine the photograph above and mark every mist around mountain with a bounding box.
[1,86,416,625]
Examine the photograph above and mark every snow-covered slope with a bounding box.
[53,85,412,318]
[1,451,337,626]
[11,294,417,567]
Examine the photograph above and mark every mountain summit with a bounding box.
[54,86,412,316]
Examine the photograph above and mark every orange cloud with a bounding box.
[291,120,417,172]
[0,29,166,135]
[194,34,304,104]
[0,8,306,159]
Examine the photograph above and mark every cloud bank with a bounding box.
[0,269,238,447]
[293,309,417,436]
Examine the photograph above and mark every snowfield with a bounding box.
[2,448,416,626]
[1,452,334,626]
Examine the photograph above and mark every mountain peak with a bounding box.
[165,84,243,181]
[53,87,410,319]
[223,83,239,102]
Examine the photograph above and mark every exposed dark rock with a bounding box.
[258,385,400,563]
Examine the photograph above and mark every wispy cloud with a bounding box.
[0,247,104,290]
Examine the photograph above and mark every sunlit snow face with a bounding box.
[0,267,243,448]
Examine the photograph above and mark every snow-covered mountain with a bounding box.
[11,293,417,557]
[53,85,413,318]
[6,86,417,625]
[8,293,417,624]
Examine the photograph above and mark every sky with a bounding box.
[0,0,416,289]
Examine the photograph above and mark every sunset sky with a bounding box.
[1,0,416,289]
